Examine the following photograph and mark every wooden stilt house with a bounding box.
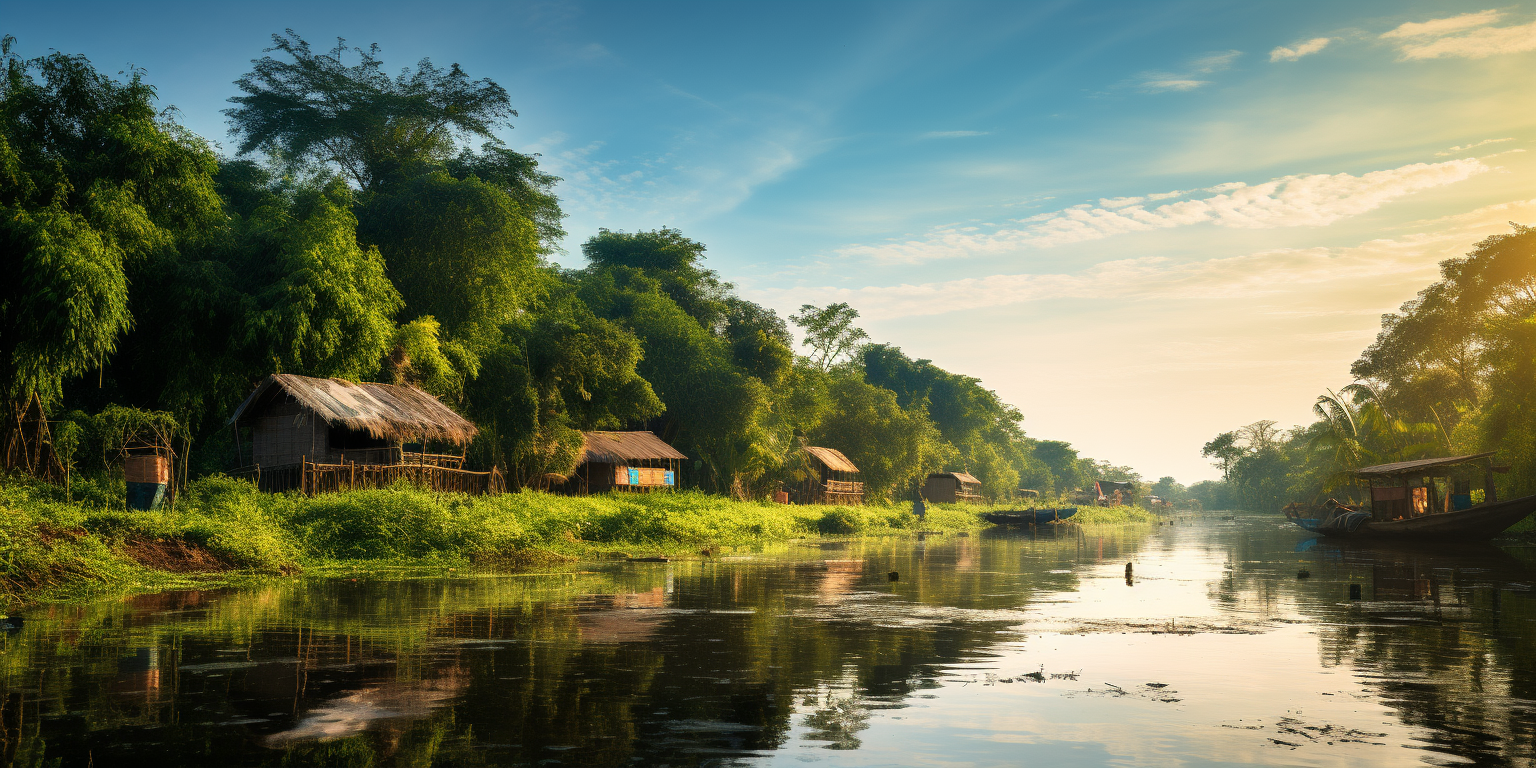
[923,471,983,503]
[227,374,501,495]
[793,446,864,505]
[570,431,686,494]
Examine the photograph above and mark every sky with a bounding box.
[6,0,1535,483]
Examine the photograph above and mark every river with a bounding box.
[1,513,1533,767]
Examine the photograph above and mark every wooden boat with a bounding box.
[983,508,1077,526]
[1288,453,1535,542]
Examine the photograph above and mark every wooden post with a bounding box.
[1485,461,1498,504]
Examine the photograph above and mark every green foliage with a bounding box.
[465,292,662,485]
[359,171,543,338]
[225,31,513,191]
[582,227,732,330]
[237,180,402,379]
[791,303,869,372]
[0,37,224,407]
[0,477,1010,602]
[443,143,565,249]
[813,374,947,503]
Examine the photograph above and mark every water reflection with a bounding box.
[0,518,1530,766]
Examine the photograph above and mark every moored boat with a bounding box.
[983,508,1078,526]
[1287,453,1535,542]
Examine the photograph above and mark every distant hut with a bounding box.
[1094,480,1134,507]
[571,431,687,494]
[924,471,983,503]
[794,446,864,505]
[227,374,494,494]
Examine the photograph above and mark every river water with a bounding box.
[2,513,1534,767]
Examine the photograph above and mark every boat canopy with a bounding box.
[1354,452,1496,477]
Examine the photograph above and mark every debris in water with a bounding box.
[887,571,899,582]
[1145,682,1168,688]
[1297,570,1310,578]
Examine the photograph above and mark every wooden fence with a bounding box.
[230,461,504,496]
[821,479,865,505]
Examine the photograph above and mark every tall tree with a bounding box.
[791,303,869,372]
[225,31,513,192]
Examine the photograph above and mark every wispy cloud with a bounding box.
[764,199,1536,320]
[1190,50,1242,72]
[1135,50,1240,92]
[1436,137,1514,156]
[836,159,1488,264]
[921,130,990,139]
[1141,78,1208,92]
[1381,10,1536,59]
[1270,37,1331,62]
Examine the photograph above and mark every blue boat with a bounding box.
[983,508,1078,526]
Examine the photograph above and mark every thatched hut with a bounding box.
[1094,480,1134,506]
[227,374,495,494]
[570,431,686,494]
[793,446,864,505]
[923,471,982,503]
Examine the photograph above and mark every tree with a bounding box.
[791,303,869,372]
[466,293,662,487]
[1201,432,1244,480]
[813,374,947,502]
[0,37,217,416]
[582,227,731,331]
[443,143,565,250]
[225,31,514,192]
[358,171,543,339]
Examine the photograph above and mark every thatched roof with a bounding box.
[228,374,477,446]
[804,446,859,473]
[579,431,687,464]
[930,471,981,486]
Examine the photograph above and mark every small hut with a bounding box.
[924,471,983,503]
[571,431,686,494]
[1094,480,1134,506]
[227,374,496,494]
[793,446,864,505]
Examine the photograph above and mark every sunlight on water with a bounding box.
[1,513,1532,766]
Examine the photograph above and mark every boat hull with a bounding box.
[983,508,1078,526]
[1294,493,1536,541]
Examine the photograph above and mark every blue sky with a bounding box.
[8,1,1535,482]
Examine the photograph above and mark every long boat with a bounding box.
[983,508,1077,526]
[1288,453,1535,542]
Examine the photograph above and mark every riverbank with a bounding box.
[0,476,1158,605]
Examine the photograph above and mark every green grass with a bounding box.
[0,475,1155,606]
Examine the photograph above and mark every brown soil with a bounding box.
[120,537,234,573]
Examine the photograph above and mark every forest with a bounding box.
[1195,223,1536,513]
[0,32,1140,505]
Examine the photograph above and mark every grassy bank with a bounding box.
[0,476,1160,605]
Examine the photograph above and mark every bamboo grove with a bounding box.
[1196,223,1536,513]
[0,33,1136,503]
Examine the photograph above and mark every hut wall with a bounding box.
[923,475,958,503]
[252,399,329,467]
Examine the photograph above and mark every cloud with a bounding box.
[1191,50,1242,72]
[921,130,990,139]
[1141,78,1207,92]
[1269,38,1331,62]
[764,199,1536,320]
[1135,50,1240,92]
[1382,10,1503,39]
[836,159,1488,264]
[1381,10,1536,59]
[1436,137,1514,155]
